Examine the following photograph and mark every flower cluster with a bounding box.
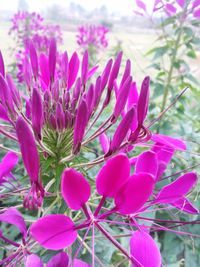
[77,24,109,63]
[9,11,63,82]
[134,0,200,18]
[0,39,199,266]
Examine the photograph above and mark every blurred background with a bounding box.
[0,0,161,82]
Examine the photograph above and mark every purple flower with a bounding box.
[16,116,44,210]
[77,24,109,53]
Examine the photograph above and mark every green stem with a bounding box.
[158,7,188,132]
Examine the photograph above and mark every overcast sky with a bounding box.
[0,0,154,16]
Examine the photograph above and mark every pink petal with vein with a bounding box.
[115,173,154,214]
[47,252,69,267]
[171,197,199,214]
[30,214,77,250]
[96,154,130,198]
[130,230,161,267]
[135,151,158,178]
[151,134,186,151]
[26,254,43,267]
[0,152,18,178]
[155,172,198,203]
[61,168,91,210]
[0,207,26,237]
[99,133,110,154]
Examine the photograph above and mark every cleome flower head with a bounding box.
[0,39,157,210]
[0,36,199,266]
[29,153,198,266]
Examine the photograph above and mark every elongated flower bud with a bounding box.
[23,56,32,89]
[81,50,89,86]
[103,52,123,108]
[101,58,113,91]
[108,51,123,91]
[73,77,81,101]
[61,51,68,86]
[56,102,65,131]
[0,73,15,115]
[31,88,44,139]
[73,100,88,154]
[0,50,5,77]
[113,76,132,121]
[137,76,150,126]
[29,41,38,79]
[86,83,94,116]
[39,53,50,88]
[68,52,80,90]
[109,107,135,154]
[93,76,102,108]
[16,116,40,182]
[6,74,21,109]
[119,59,131,88]
[48,38,57,82]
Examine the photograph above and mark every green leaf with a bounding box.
[146,46,168,60]
[186,49,197,59]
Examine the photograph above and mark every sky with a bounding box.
[0,0,154,16]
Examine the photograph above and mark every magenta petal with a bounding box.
[0,50,5,77]
[61,51,68,85]
[68,52,80,90]
[0,73,14,113]
[192,0,200,9]
[0,151,18,178]
[0,207,26,238]
[0,103,9,122]
[108,51,123,90]
[30,214,77,250]
[155,172,198,204]
[127,82,138,111]
[88,65,99,80]
[31,88,43,139]
[176,0,185,8]
[99,133,110,154]
[136,0,146,11]
[73,99,88,153]
[81,50,89,85]
[110,107,135,152]
[137,76,150,125]
[135,151,158,178]
[130,230,161,267]
[171,197,199,214]
[151,134,186,151]
[47,252,69,267]
[193,8,200,19]
[26,254,43,267]
[74,259,91,267]
[115,173,154,214]
[165,4,177,15]
[29,41,38,78]
[61,168,91,210]
[120,59,131,88]
[101,58,113,91]
[16,116,40,182]
[113,76,132,119]
[6,74,21,108]
[39,53,50,88]
[96,154,130,198]
[152,143,174,164]
[48,38,57,81]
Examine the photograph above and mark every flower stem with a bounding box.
[95,222,143,267]
[94,196,106,216]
